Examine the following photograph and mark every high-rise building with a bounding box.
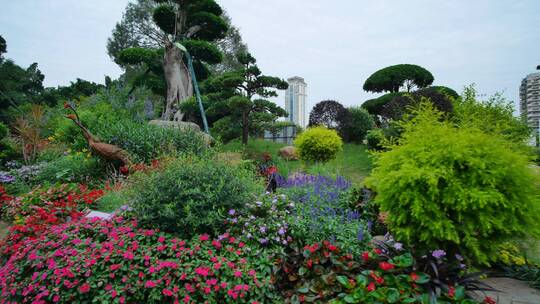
[285,76,307,128]
[519,71,540,135]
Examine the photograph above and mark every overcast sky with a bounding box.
[1,0,539,113]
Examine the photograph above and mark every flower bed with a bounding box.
[0,217,274,303]
[0,184,104,257]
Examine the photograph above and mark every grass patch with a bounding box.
[220,139,372,185]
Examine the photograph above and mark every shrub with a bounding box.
[0,217,274,303]
[97,119,208,163]
[294,126,342,162]
[33,153,106,186]
[127,156,263,238]
[226,192,294,253]
[365,129,384,150]
[308,100,351,140]
[365,103,540,265]
[345,107,374,143]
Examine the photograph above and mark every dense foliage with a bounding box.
[294,126,343,162]
[126,156,262,238]
[363,64,434,93]
[366,103,540,265]
[381,87,455,121]
[308,100,351,140]
[344,106,374,143]
[278,174,370,256]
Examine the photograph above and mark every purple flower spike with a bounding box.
[432,249,446,259]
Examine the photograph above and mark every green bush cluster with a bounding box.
[126,156,263,238]
[366,103,540,265]
[294,126,343,162]
[96,119,208,163]
[0,122,19,165]
[34,154,105,186]
[345,106,374,143]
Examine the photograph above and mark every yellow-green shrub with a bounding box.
[294,126,342,162]
[365,103,540,265]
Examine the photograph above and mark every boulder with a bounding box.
[279,146,299,161]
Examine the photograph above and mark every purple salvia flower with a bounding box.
[432,250,446,259]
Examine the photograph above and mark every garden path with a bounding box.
[470,277,540,304]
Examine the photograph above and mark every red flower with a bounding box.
[379,261,395,271]
[63,102,70,109]
[410,272,419,281]
[199,234,209,241]
[79,283,90,293]
[195,267,211,277]
[266,166,277,175]
[373,248,382,255]
[306,259,313,268]
[367,282,376,292]
[448,286,455,298]
[362,251,370,262]
[328,244,338,252]
[483,296,496,304]
[119,166,129,175]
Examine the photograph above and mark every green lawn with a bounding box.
[220,139,372,185]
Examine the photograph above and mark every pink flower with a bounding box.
[79,283,90,293]
[195,267,211,277]
[162,288,173,296]
[123,251,134,260]
[199,234,209,241]
[53,295,60,302]
[145,280,157,288]
[183,295,190,303]
[234,271,242,278]
[158,236,165,243]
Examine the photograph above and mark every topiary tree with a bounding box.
[361,93,404,117]
[295,126,343,162]
[381,86,455,121]
[365,102,540,265]
[308,100,351,140]
[363,64,434,93]
[188,52,288,145]
[0,35,6,60]
[112,0,228,120]
[344,106,374,143]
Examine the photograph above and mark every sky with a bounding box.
[1,0,539,113]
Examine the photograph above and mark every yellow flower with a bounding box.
[82,148,88,152]
[47,136,55,142]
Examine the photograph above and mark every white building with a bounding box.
[285,76,307,128]
[520,71,540,138]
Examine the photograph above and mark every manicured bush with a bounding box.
[294,126,342,162]
[345,107,374,143]
[0,217,274,303]
[365,103,540,265]
[126,156,263,238]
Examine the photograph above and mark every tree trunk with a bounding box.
[241,111,249,145]
[162,42,193,121]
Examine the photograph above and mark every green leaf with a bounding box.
[337,275,351,288]
[387,288,400,303]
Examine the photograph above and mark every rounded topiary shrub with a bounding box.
[365,104,540,265]
[294,126,342,162]
[366,129,384,150]
[127,156,263,238]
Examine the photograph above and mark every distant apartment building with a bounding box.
[520,72,540,135]
[285,76,307,128]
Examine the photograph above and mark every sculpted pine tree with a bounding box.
[111,0,228,120]
[363,64,434,93]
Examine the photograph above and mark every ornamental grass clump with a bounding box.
[366,102,540,265]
